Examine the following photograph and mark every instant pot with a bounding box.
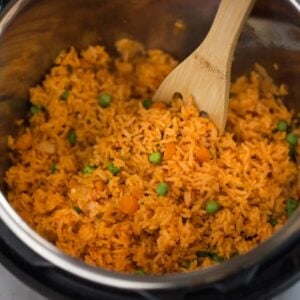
[0,0,300,299]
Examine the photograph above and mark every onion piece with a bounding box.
[36,141,56,154]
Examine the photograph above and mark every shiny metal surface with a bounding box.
[0,0,299,291]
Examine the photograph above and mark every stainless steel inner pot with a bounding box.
[0,0,299,292]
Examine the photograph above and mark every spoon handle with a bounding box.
[196,0,255,67]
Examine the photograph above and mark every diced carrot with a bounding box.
[151,102,167,110]
[164,142,177,160]
[119,194,139,215]
[132,189,143,199]
[15,132,33,150]
[195,146,210,163]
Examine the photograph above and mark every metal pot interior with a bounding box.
[0,0,299,290]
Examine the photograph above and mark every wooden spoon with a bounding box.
[153,0,255,133]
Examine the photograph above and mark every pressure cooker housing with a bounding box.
[0,0,299,299]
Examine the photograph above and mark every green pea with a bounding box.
[107,162,120,176]
[60,90,70,101]
[83,165,95,174]
[134,269,145,275]
[98,93,112,108]
[205,200,221,214]
[50,164,58,173]
[196,251,223,263]
[211,254,224,263]
[199,111,209,118]
[289,146,297,162]
[68,130,77,146]
[172,92,183,100]
[286,133,298,146]
[286,198,299,217]
[142,99,153,109]
[276,120,288,131]
[268,217,278,227]
[148,152,162,164]
[30,105,42,115]
[73,206,83,214]
[156,182,169,196]
[196,251,211,258]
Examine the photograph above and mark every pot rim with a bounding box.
[1,0,300,291]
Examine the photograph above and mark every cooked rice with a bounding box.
[5,40,300,274]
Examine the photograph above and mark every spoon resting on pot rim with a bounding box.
[153,0,256,134]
